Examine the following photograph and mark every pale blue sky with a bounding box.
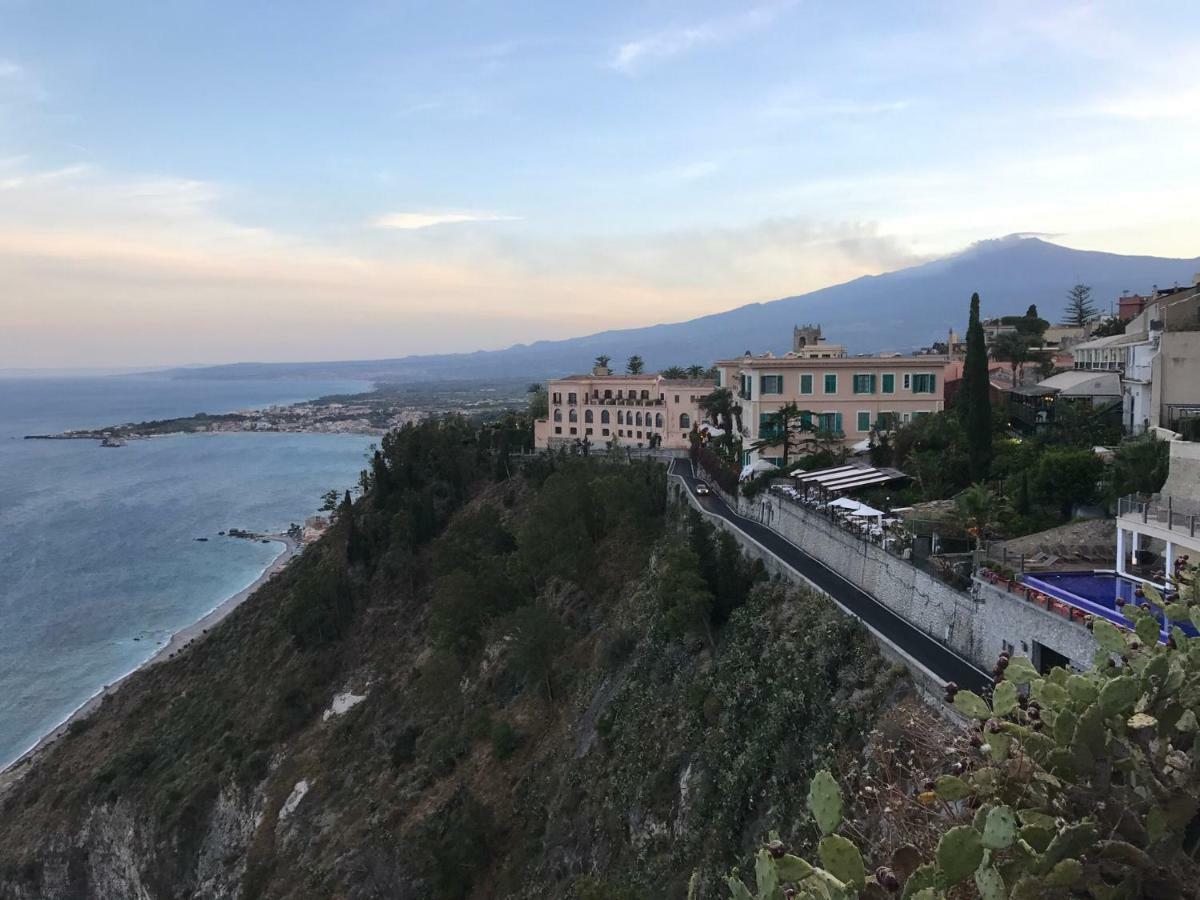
[2,1,1198,366]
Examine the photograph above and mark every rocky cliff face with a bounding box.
[0,444,899,899]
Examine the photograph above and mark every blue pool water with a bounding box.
[1023,570,1195,640]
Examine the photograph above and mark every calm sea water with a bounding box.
[0,376,374,767]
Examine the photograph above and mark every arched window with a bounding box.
[601,409,610,424]
[655,413,664,428]
[553,409,562,422]
[641,390,649,399]
[569,409,578,423]
[584,409,593,423]
[617,410,624,425]
[635,412,643,426]
[679,413,691,429]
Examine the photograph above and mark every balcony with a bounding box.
[1118,493,1200,541]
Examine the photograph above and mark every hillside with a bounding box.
[167,237,1199,381]
[0,421,900,899]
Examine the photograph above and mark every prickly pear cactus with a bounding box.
[718,565,1200,900]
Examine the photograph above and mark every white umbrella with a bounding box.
[828,497,863,512]
[849,503,885,518]
[740,459,778,481]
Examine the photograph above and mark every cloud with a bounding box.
[610,2,794,74]
[372,211,522,230]
[0,162,921,367]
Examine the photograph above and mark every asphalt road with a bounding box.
[670,459,991,693]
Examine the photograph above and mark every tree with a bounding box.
[1025,303,1038,318]
[960,293,993,481]
[507,605,565,702]
[626,355,645,375]
[527,383,548,419]
[1063,283,1096,326]
[953,483,1004,551]
[1033,446,1102,518]
[1107,435,1169,500]
[661,366,686,379]
[1091,316,1128,338]
[749,402,816,465]
[685,364,706,379]
[320,489,340,514]
[593,354,611,370]
[657,543,716,649]
[990,331,1031,384]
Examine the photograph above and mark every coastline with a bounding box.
[0,533,302,784]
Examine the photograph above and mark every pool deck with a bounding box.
[1021,570,1190,643]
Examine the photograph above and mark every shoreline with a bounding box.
[0,533,302,784]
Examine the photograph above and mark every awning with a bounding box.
[793,463,908,493]
[740,458,778,480]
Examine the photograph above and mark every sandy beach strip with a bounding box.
[0,533,301,785]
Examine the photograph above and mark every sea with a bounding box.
[0,375,375,768]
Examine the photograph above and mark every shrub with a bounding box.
[490,721,520,760]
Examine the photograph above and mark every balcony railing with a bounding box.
[1119,493,1200,537]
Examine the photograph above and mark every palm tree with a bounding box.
[660,366,687,379]
[954,483,1006,552]
[991,332,1030,385]
[685,364,705,379]
[626,355,645,375]
[593,354,611,370]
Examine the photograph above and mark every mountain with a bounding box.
[172,237,1199,382]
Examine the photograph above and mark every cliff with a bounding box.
[0,422,900,899]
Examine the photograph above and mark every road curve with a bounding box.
[670,459,991,693]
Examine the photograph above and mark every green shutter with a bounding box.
[801,374,813,394]
[882,373,895,393]
[824,373,837,393]
[857,411,870,432]
[834,413,843,434]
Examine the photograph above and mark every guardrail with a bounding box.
[1119,493,1200,537]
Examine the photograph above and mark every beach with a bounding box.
[0,533,301,786]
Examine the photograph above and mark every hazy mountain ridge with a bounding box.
[169,238,1199,382]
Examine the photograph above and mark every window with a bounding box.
[800,374,813,394]
[655,413,663,428]
[912,411,930,421]
[679,413,691,429]
[852,373,876,394]
[567,392,577,404]
[739,374,752,399]
[601,409,610,424]
[584,409,593,423]
[881,373,895,394]
[552,392,561,404]
[569,409,578,423]
[800,411,813,429]
[635,412,643,426]
[716,370,723,387]
[586,427,593,435]
[817,412,843,434]
[641,390,649,399]
[912,373,937,394]
[823,373,838,394]
[857,411,871,432]
[570,427,577,435]
[674,394,680,403]
[554,426,562,434]
[602,428,609,436]
[877,411,895,430]
[903,373,911,390]
[553,409,562,422]
[761,375,783,394]
[604,389,612,399]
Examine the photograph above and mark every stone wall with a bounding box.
[683,472,1099,675]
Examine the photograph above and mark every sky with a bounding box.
[1,0,1198,368]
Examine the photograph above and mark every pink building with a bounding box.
[714,333,947,465]
[533,366,715,450]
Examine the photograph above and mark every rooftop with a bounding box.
[717,353,948,367]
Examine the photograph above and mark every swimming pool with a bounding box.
[1022,571,1195,641]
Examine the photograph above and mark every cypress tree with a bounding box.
[962,292,993,481]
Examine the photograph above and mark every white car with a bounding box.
[695,482,711,496]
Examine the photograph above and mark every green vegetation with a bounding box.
[718,573,1200,899]
[1063,282,1097,326]
[0,415,903,899]
[961,292,994,481]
